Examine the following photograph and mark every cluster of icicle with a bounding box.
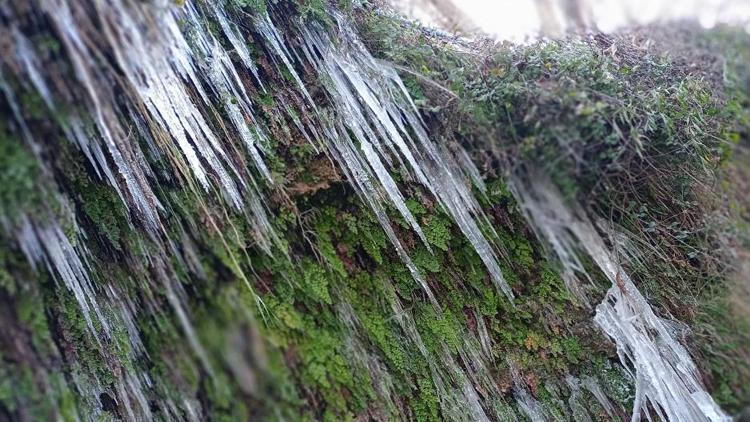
[6,0,512,317]
[2,0,511,418]
[2,0,281,418]
[270,11,514,302]
[513,176,730,422]
[0,0,731,420]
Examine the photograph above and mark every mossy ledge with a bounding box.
[0,0,748,420]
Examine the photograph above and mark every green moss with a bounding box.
[300,260,333,304]
[0,364,16,414]
[533,265,570,305]
[340,210,388,265]
[0,267,14,295]
[258,91,275,108]
[498,228,535,270]
[297,329,351,405]
[314,208,348,277]
[415,305,461,354]
[234,0,267,14]
[423,215,451,252]
[413,375,440,421]
[0,362,73,421]
[1,3,747,420]
[81,185,128,247]
[358,306,407,372]
[298,0,333,26]
[591,357,634,410]
[0,124,44,221]
[17,293,54,355]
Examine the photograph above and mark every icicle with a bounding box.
[209,3,265,91]
[265,13,516,300]
[565,376,594,422]
[124,372,153,421]
[510,363,548,422]
[582,376,618,419]
[325,123,438,303]
[595,282,730,422]
[0,71,35,148]
[256,12,315,105]
[107,284,147,356]
[513,386,547,421]
[161,269,215,378]
[66,117,127,207]
[41,0,163,229]
[204,46,272,183]
[475,311,493,358]
[182,398,202,422]
[384,281,493,421]
[454,147,489,196]
[337,302,398,414]
[454,335,508,420]
[16,216,110,338]
[512,176,729,422]
[105,0,243,207]
[22,0,280,244]
[511,179,591,307]
[12,27,54,109]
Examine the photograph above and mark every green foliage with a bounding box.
[0,124,43,221]
[415,305,461,353]
[339,209,388,265]
[413,375,440,421]
[16,293,54,356]
[593,358,635,409]
[358,8,750,411]
[423,215,451,252]
[298,0,330,25]
[5,1,750,419]
[80,184,128,248]
[301,260,333,304]
[233,0,267,14]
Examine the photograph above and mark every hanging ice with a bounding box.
[15,216,109,338]
[26,0,279,244]
[257,10,514,300]
[513,176,729,422]
[510,363,548,422]
[385,281,492,421]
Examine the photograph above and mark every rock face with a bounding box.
[0,1,747,420]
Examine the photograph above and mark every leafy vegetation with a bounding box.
[358,9,750,412]
[0,0,748,419]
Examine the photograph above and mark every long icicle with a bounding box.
[512,175,729,422]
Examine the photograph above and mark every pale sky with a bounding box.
[396,0,750,42]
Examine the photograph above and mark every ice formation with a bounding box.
[0,0,733,419]
[513,176,730,422]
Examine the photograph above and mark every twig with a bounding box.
[384,61,460,100]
